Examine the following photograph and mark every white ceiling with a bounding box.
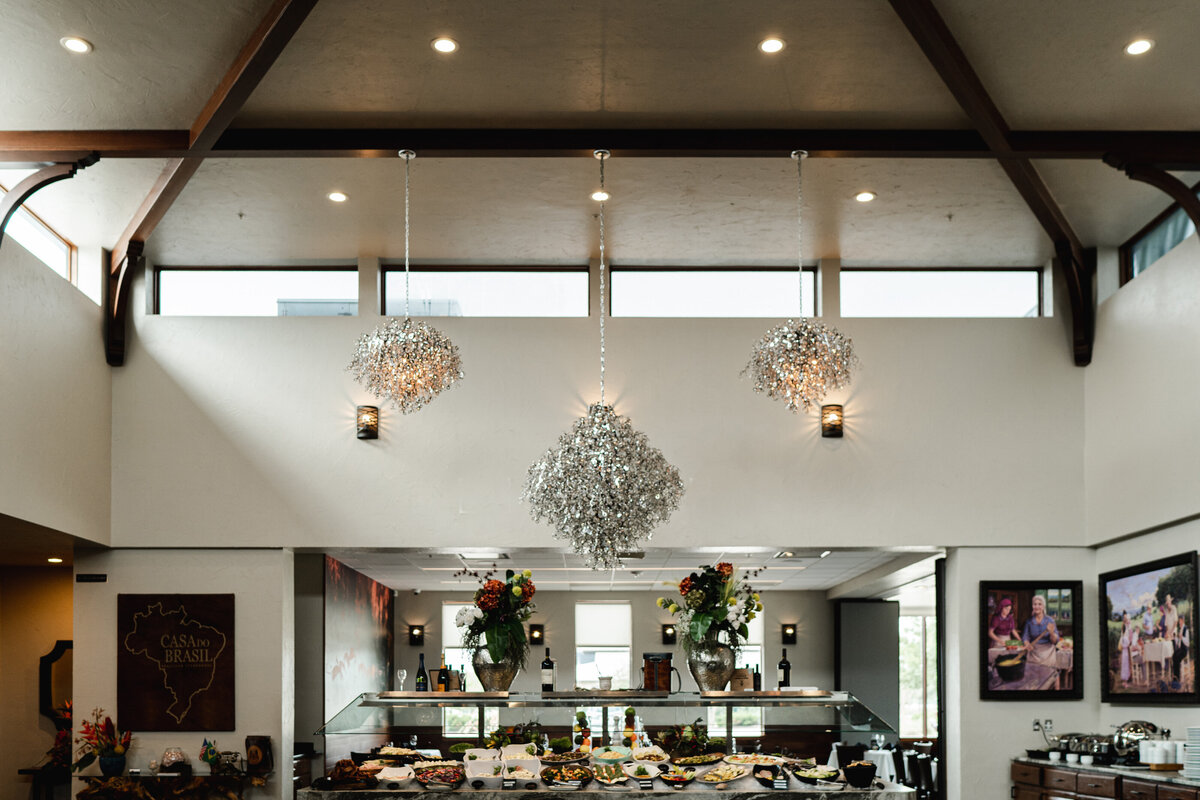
[326,547,938,593]
[2,0,1197,264]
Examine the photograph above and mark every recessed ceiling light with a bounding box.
[327,191,348,203]
[432,37,458,53]
[1125,38,1153,55]
[759,37,785,54]
[47,557,63,564]
[774,551,796,559]
[855,191,877,203]
[60,36,93,54]
[819,550,832,558]
[591,190,610,202]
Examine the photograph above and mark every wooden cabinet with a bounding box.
[1010,759,1200,800]
[1122,778,1158,800]
[1013,762,1042,786]
[1044,768,1078,794]
[1076,772,1118,798]
[1158,786,1198,800]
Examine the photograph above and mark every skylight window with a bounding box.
[840,268,1042,318]
[611,268,817,318]
[381,268,588,317]
[156,268,358,316]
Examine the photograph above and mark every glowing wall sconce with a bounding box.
[662,624,677,645]
[408,625,424,646]
[529,624,545,645]
[357,405,380,439]
[820,404,844,438]
[782,623,797,644]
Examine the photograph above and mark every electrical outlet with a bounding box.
[1044,719,1053,732]
[1032,719,1042,732]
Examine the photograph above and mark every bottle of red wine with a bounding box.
[415,653,429,692]
[437,652,449,692]
[541,647,555,692]
[777,649,791,688]
[752,664,762,691]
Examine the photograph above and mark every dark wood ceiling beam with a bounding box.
[0,154,98,249]
[888,0,1094,366]
[1103,156,1200,233]
[105,0,320,366]
[0,131,188,161]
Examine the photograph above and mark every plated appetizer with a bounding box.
[591,746,632,762]
[591,763,628,785]
[623,762,664,780]
[463,748,500,761]
[375,765,415,789]
[751,764,783,789]
[699,764,748,785]
[541,764,594,787]
[659,766,698,786]
[673,752,725,766]
[540,749,589,763]
[792,765,840,784]
[725,753,782,766]
[414,764,466,790]
[379,746,422,758]
[631,746,669,762]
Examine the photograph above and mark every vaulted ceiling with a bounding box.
[3,0,1200,364]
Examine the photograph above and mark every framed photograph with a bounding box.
[980,581,1083,700]
[1099,551,1197,704]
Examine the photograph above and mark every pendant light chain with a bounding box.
[792,150,808,319]
[597,150,608,407]
[402,149,413,319]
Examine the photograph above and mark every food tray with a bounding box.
[540,690,669,699]
[701,690,832,698]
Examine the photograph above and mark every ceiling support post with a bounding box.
[0,154,97,250]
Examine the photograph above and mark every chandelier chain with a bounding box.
[794,149,807,318]
[403,150,412,319]
[598,151,607,407]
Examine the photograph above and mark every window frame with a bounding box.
[152,265,358,316]
[1118,179,1200,286]
[898,613,938,741]
[838,266,1044,318]
[608,265,819,318]
[0,181,78,282]
[574,601,633,690]
[380,264,591,318]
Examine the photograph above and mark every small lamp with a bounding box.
[408,625,424,646]
[529,624,545,645]
[661,624,677,645]
[357,405,380,439]
[820,405,844,438]
[782,623,797,644]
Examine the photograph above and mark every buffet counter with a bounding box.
[299,783,915,799]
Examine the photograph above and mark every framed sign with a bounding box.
[980,581,1083,700]
[118,594,235,730]
[1099,551,1197,704]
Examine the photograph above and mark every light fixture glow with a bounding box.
[855,191,877,203]
[591,190,610,202]
[759,37,785,53]
[1125,38,1153,55]
[432,37,458,53]
[820,550,832,558]
[47,557,63,564]
[327,191,348,203]
[60,36,93,54]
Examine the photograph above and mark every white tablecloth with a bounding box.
[825,748,897,783]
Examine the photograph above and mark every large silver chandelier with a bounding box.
[744,151,858,413]
[523,151,684,569]
[348,151,463,414]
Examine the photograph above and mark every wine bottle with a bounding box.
[541,647,555,692]
[436,652,449,692]
[752,664,762,691]
[415,653,429,692]
[777,649,791,688]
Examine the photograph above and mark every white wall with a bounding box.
[111,265,1084,551]
[0,237,111,545]
[73,549,295,800]
[1086,232,1200,544]
[943,547,1100,800]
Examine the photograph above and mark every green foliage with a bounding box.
[1157,566,1195,608]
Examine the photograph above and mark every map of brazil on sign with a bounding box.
[118,594,235,731]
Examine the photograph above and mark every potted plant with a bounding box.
[73,708,133,777]
[657,563,762,691]
[455,568,537,691]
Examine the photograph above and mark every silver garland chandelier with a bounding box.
[348,150,463,414]
[522,150,685,569]
[744,151,858,413]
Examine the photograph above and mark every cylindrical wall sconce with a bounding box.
[408,625,424,646]
[357,405,380,439]
[661,624,677,645]
[782,623,797,644]
[529,624,545,645]
[820,404,844,438]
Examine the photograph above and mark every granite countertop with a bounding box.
[298,782,914,799]
[1014,756,1200,788]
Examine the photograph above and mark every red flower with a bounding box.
[715,562,733,579]
[679,576,693,596]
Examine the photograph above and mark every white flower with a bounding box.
[455,606,483,628]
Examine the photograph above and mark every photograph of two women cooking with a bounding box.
[980,582,1082,699]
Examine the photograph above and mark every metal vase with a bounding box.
[686,635,735,691]
[472,647,521,692]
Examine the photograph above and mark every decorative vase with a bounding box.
[472,647,521,691]
[686,633,735,691]
[98,755,126,777]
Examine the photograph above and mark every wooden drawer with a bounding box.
[1012,761,1042,786]
[1074,772,1118,798]
[1123,778,1158,800]
[1014,787,1042,800]
[1158,786,1198,800]
[1043,768,1077,793]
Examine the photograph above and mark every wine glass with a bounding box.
[397,669,408,691]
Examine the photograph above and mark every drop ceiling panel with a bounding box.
[937,0,1200,130]
[0,0,279,129]
[237,0,968,128]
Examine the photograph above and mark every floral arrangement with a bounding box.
[653,718,711,758]
[454,567,537,668]
[73,708,132,772]
[657,563,762,652]
[41,703,72,774]
[484,720,542,750]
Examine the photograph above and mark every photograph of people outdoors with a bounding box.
[979,582,1083,700]
[1100,552,1196,703]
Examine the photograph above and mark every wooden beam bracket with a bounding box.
[1103,155,1200,234]
[0,153,98,249]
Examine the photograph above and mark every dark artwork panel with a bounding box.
[324,556,394,769]
[979,581,1083,700]
[118,594,235,730]
[1099,551,1197,704]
